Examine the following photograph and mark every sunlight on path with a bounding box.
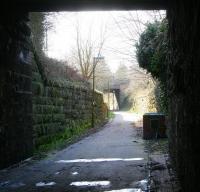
[114,112,142,122]
[104,189,142,192]
[36,182,56,187]
[70,181,111,187]
[55,158,144,163]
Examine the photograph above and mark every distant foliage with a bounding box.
[30,12,54,54]
[154,82,168,113]
[136,19,168,113]
[30,12,84,82]
[115,64,130,85]
[30,12,45,53]
[136,19,168,81]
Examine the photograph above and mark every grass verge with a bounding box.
[33,119,108,159]
[108,111,115,119]
[33,121,91,158]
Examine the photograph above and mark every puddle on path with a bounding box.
[136,179,148,191]
[0,181,10,187]
[71,171,79,175]
[10,182,26,188]
[0,180,25,188]
[131,179,148,191]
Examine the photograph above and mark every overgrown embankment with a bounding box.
[32,54,107,152]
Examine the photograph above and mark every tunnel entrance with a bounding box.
[0,9,173,191]
[1,1,200,191]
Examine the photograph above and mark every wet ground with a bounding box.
[0,112,180,192]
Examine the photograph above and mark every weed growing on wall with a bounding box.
[34,120,92,154]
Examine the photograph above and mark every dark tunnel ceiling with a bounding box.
[5,0,168,11]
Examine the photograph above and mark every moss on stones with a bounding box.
[32,59,107,152]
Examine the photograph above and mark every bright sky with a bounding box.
[47,11,165,72]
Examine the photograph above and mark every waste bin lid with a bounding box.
[143,112,165,116]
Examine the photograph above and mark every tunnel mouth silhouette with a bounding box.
[3,1,199,191]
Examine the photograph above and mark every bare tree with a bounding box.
[95,60,113,91]
[71,22,107,81]
[107,11,166,64]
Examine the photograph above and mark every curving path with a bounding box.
[0,112,150,192]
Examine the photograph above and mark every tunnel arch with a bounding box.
[4,0,168,11]
[1,1,200,191]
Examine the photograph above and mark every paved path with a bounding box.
[0,112,151,192]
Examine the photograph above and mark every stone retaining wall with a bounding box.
[32,57,107,149]
[0,12,107,169]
